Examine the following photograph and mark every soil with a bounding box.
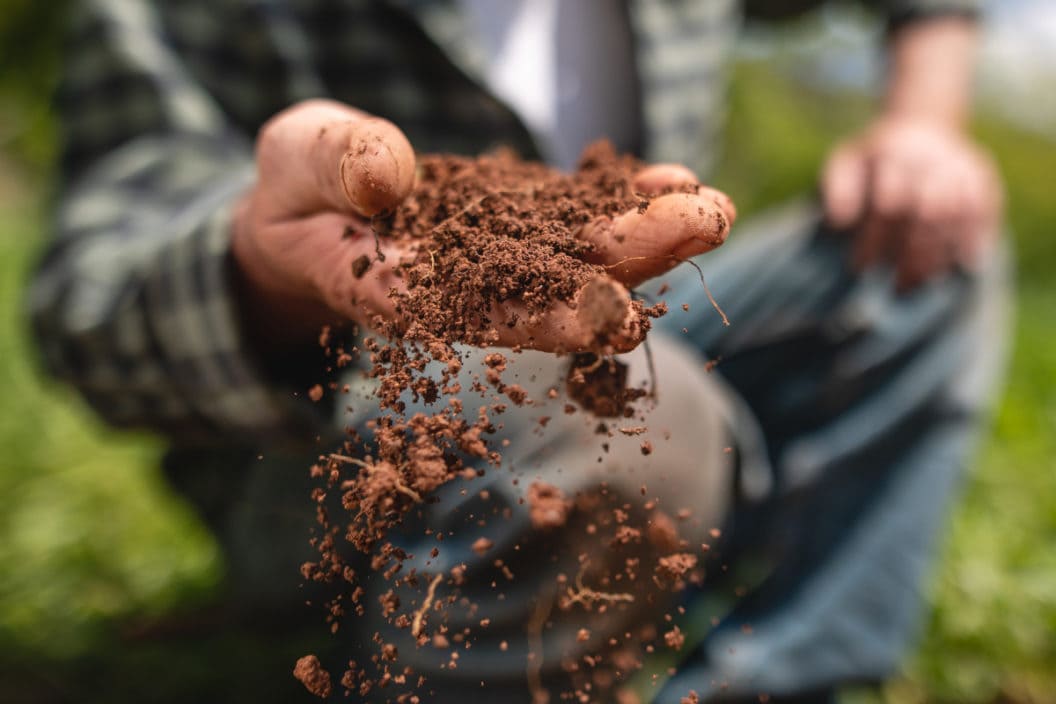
[297,142,713,701]
[378,141,662,350]
[526,481,570,530]
[566,353,648,418]
[293,654,332,698]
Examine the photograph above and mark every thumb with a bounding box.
[821,142,868,229]
[256,99,416,218]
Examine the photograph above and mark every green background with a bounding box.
[0,2,1053,702]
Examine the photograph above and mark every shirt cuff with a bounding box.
[885,0,981,30]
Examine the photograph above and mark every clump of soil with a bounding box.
[297,142,709,700]
[293,654,332,698]
[527,481,571,530]
[378,142,660,350]
[566,353,649,418]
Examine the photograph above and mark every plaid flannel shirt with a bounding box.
[29,0,980,447]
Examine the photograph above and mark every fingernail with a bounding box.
[342,120,415,216]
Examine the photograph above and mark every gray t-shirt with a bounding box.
[459,0,641,169]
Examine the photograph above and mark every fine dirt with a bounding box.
[297,142,719,702]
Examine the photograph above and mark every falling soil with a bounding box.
[293,654,333,698]
[297,142,718,701]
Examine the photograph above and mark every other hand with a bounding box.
[822,116,1002,290]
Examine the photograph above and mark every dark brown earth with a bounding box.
[381,143,645,348]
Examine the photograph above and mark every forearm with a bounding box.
[884,15,979,128]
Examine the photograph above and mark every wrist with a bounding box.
[883,15,978,130]
[871,112,964,139]
[880,97,968,133]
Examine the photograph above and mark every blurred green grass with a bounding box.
[0,50,1054,704]
[0,201,222,661]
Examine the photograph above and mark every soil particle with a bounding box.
[566,354,647,418]
[527,481,571,530]
[578,276,632,338]
[484,353,507,371]
[646,512,680,552]
[293,654,332,699]
[612,525,642,546]
[351,254,372,278]
[656,553,698,580]
[503,383,529,405]
[664,626,686,651]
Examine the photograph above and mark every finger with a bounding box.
[257,99,416,218]
[902,169,962,287]
[631,164,738,224]
[954,158,1001,272]
[311,226,644,354]
[914,163,960,225]
[633,164,698,194]
[822,143,868,228]
[852,213,896,273]
[696,185,738,225]
[631,165,738,224]
[895,220,946,291]
[870,157,914,220]
[285,213,409,325]
[852,156,915,272]
[976,160,1005,265]
[580,192,732,287]
[343,268,643,354]
[488,276,645,354]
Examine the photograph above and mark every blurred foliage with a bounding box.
[0,205,222,660]
[0,5,1054,704]
[908,283,1056,704]
[0,0,68,172]
[0,0,221,664]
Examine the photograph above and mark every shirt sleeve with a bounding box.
[28,0,330,446]
[883,0,982,28]
[743,0,981,25]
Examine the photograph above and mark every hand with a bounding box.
[232,99,736,351]
[822,116,1002,290]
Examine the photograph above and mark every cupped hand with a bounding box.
[822,116,1002,290]
[232,99,736,352]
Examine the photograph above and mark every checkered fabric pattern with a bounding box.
[29,0,979,446]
